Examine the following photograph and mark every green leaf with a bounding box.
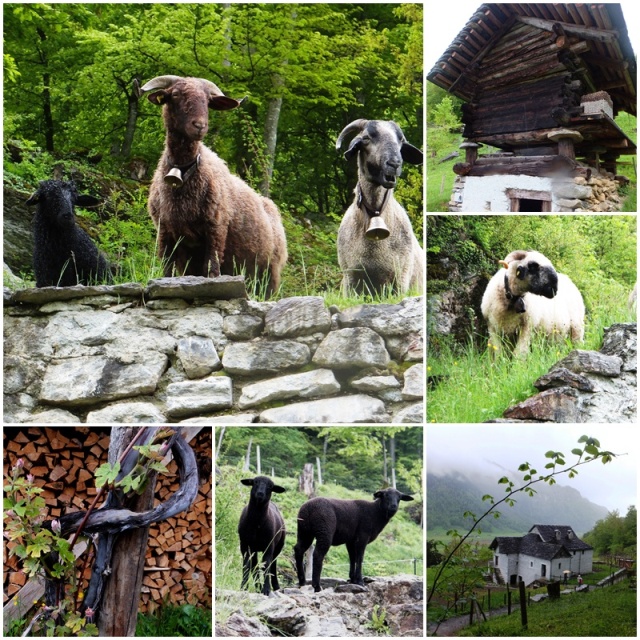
[571,448,583,456]
[498,476,509,484]
[545,462,555,469]
[94,461,121,489]
[481,494,494,503]
[585,444,599,456]
[544,450,556,458]
[578,435,589,443]
[523,474,531,481]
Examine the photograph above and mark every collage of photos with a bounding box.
[1,2,637,639]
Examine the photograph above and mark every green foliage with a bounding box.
[3,3,423,290]
[135,603,212,637]
[367,604,390,635]
[583,505,637,557]
[3,459,98,637]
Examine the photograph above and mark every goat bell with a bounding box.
[365,216,390,241]
[164,167,183,188]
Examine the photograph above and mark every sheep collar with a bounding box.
[356,183,391,218]
[166,154,201,188]
[504,274,526,313]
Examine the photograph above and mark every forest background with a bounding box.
[3,3,423,298]
[214,427,424,622]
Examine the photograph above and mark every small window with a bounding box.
[530,561,533,568]
[495,556,499,566]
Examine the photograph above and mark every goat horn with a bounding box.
[498,260,509,269]
[137,75,183,97]
[336,119,369,152]
[199,78,228,97]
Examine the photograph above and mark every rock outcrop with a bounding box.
[3,277,424,424]
[215,575,423,637]
[495,323,636,423]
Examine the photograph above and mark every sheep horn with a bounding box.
[137,75,183,97]
[336,119,369,151]
[499,260,509,269]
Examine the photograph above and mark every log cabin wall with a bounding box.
[3,427,212,614]
[428,3,636,212]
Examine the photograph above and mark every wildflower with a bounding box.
[27,474,34,484]
[15,458,24,469]
[51,519,61,534]
[85,606,95,623]
[6,509,15,517]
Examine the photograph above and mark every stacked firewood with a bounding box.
[2,427,211,613]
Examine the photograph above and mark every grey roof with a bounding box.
[490,524,591,561]
[529,525,593,552]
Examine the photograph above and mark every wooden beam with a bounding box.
[515,16,619,43]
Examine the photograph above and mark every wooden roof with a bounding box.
[428,3,637,116]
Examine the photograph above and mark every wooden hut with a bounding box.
[428,3,636,212]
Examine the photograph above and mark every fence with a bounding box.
[323,557,423,577]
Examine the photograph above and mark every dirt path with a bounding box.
[427,604,521,637]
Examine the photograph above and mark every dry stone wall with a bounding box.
[3,277,424,424]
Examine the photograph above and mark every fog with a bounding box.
[427,425,637,514]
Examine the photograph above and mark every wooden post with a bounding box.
[507,586,511,614]
[243,438,252,471]
[299,463,314,497]
[256,445,261,475]
[316,457,322,485]
[98,427,158,637]
[519,579,528,629]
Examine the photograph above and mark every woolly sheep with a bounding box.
[138,75,287,296]
[293,488,414,592]
[336,119,424,295]
[238,476,286,596]
[26,180,111,288]
[481,250,585,357]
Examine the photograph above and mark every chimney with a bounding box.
[568,530,574,540]
[555,529,561,541]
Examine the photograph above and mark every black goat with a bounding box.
[26,180,111,287]
[238,476,286,595]
[294,488,413,592]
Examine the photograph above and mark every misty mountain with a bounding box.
[427,471,610,537]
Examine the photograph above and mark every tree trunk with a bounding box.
[259,90,283,196]
[390,436,396,489]
[98,428,157,637]
[36,28,54,152]
[119,89,139,158]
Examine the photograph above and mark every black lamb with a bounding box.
[26,180,112,287]
[294,488,413,592]
[238,476,286,596]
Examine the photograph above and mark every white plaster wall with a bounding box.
[460,175,555,212]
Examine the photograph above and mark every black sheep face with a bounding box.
[373,488,414,518]
[505,250,559,299]
[26,180,100,229]
[241,476,285,506]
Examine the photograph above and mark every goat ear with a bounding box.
[26,192,41,206]
[401,142,423,165]
[209,95,242,111]
[147,90,168,106]
[272,485,286,493]
[373,490,384,499]
[343,136,363,162]
[399,494,414,502]
[76,194,101,208]
[240,478,254,487]
[516,265,526,280]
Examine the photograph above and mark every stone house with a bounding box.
[489,524,593,586]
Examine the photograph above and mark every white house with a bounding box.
[489,524,593,587]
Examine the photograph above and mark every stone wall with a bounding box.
[492,323,636,423]
[3,277,424,424]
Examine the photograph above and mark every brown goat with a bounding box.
[139,75,287,295]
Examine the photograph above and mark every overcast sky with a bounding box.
[425,2,640,71]
[427,424,637,514]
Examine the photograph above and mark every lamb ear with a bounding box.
[399,494,414,502]
[209,95,243,111]
[240,478,254,487]
[401,142,423,165]
[76,194,101,208]
[344,136,363,162]
[147,90,168,106]
[272,485,286,493]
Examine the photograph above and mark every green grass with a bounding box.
[135,604,212,637]
[457,581,636,636]
[427,278,635,423]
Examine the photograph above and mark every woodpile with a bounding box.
[3,427,211,614]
